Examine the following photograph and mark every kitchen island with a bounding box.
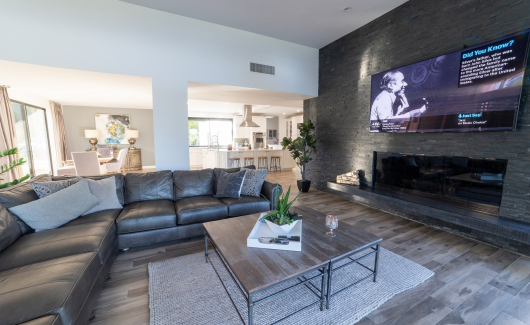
[201,148,296,170]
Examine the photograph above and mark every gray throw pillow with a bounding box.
[241,168,268,197]
[8,178,100,232]
[30,177,81,198]
[53,174,125,205]
[82,177,123,216]
[215,170,247,199]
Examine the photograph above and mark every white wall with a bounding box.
[0,0,318,170]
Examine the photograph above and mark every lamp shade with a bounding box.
[125,129,139,138]
[84,130,101,138]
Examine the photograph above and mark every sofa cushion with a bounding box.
[0,174,52,234]
[52,174,125,205]
[175,196,228,225]
[8,179,100,232]
[19,315,62,325]
[62,208,121,227]
[0,204,21,253]
[0,220,116,272]
[124,170,173,204]
[0,252,100,325]
[220,196,271,217]
[173,169,215,199]
[116,200,176,234]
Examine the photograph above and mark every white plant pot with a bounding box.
[265,219,299,234]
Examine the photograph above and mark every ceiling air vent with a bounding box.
[250,62,275,75]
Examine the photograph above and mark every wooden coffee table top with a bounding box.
[203,205,382,294]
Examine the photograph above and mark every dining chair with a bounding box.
[71,152,107,176]
[97,148,114,157]
[56,165,76,176]
[106,148,129,174]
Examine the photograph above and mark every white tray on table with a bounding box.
[246,213,302,251]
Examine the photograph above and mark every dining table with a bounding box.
[64,156,116,166]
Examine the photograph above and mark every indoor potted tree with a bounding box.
[0,147,30,189]
[282,119,316,192]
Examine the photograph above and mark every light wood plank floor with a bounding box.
[90,170,530,325]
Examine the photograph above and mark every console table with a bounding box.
[113,148,142,171]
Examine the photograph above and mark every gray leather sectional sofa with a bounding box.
[0,167,281,325]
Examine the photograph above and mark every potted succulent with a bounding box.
[260,185,301,234]
[282,119,317,192]
[0,147,30,189]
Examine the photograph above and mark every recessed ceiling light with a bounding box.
[343,7,352,12]
[224,102,228,105]
[283,113,286,115]
[297,110,301,112]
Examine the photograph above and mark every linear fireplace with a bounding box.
[372,152,507,215]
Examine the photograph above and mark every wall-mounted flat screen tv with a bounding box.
[369,29,530,133]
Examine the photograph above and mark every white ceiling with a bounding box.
[0,60,153,109]
[121,0,407,48]
[188,82,308,117]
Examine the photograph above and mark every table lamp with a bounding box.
[125,129,139,149]
[85,130,101,151]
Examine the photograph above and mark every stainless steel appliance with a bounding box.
[253,132,264,148]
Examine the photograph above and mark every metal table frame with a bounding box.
[326,242,381,309]
[205,232,328,325]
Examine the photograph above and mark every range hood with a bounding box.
[238,105,260,127]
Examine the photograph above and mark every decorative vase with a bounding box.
[297,180,311,192]
[227,144,232,150]
[265,219,299,234]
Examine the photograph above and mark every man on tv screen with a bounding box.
[370,71,428,124]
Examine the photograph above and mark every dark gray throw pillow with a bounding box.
[215,170,247,199]
[241,168,268,197]
[30,177,81,198]
[213,167,241,192]
[173,169,214,199]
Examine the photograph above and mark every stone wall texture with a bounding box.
[305,0,530,223]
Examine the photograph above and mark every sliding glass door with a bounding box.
[11,102,53,176]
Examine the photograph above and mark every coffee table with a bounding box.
[203,206,382,324]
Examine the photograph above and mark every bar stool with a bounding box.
[244,157,254,167]
[270,156,281,172]
[257,156,268,170]
[229,158,240,167]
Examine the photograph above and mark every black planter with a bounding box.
[297,180,311,192]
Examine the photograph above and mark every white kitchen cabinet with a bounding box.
[189,148,204,167]
[282,150,297,169]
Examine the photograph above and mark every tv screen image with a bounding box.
[369,29,530,133]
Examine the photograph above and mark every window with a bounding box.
[11,102,53,176]
[188,118,233,147]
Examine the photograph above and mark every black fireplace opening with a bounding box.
[372,152,507,215]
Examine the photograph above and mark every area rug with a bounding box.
[148,248,433,325]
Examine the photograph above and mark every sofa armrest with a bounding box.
[261,180,283,209]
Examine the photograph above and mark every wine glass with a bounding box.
[326,215,338,237]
